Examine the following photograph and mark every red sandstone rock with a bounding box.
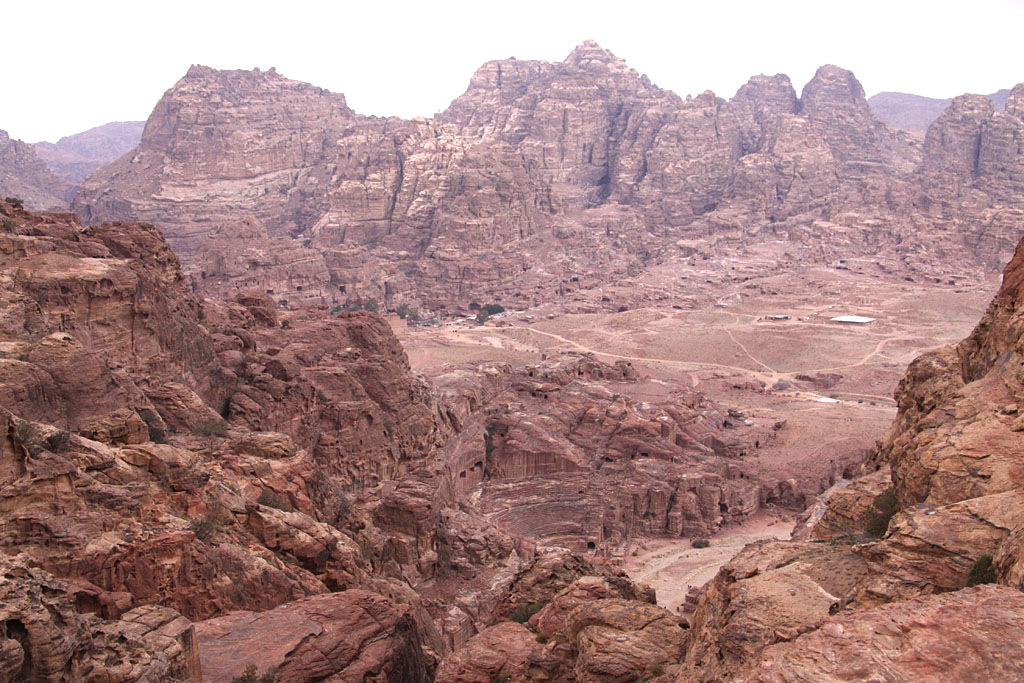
[195,591,427,683]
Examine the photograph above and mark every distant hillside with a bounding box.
[34,120,144,182]
[869,89,1011,131]
[0,129,73,210]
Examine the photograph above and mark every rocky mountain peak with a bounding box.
[731,73,800,114]
[799,64,870,115]
[1005,82,1024,120]
[565,39,618,65]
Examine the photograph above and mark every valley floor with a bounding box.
[622,511,795,612]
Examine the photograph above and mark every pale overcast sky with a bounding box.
[6,0,1024,143]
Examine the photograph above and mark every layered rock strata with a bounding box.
[73,44,1024,312]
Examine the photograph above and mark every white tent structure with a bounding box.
[830,315,875,324]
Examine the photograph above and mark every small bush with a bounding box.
[138,409,166,443]
[190,515,218,542]
[230,665,278,683]
[476,310,490,325]
[44,430,71,452]
[280,320,290,329]
[966,554,997,586]
[4,197,23,209]
[256,488,290,511]
[866,488,898,538]
[0,218,17,233]
[483,303,505,315]
[194,420,228,438]
[15,420,40,456]
[649,663,665,677]
[535,633,548,644]
[692,538,710,549]
[509,600,548,623]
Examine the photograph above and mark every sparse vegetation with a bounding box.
[256,488,290,511]
[476,309,490,325]
[692,538,710,549]
[535,633,548,644]
[193,420,228,438]
[44,429,71,452]
[15,420,40,456]
[966,554,997,586]
[280,319,290,329]
[866,488,898,538]
[4,197,24,209]
[509,599,549,623]
[230,664,278,683]
[189,515,219,542]
[138,409,166,443]
[342,299,380,313]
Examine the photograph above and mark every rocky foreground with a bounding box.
[0,199,827,681]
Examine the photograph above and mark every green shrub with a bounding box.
[483,303,505,315]
[866,488,898,538]
[692,538,710,549]
[508,600,548,623]
[4,197,23,209]
[476,310,490,324]
[230,664,278,683]
[966,554,997,586]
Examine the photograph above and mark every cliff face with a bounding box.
[75,43,1024,313]
[0,130,73,211]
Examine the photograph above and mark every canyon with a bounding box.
[0,38,1023,682]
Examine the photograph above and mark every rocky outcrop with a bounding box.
[432,355,784,550]
[0,130,72,211]
[33,121,144,183]
[743,585,1024,681]
[195,591,427,683]
[0,555,198,682]
[433,622,552,683]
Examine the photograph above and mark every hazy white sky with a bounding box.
[6,0,1024,142]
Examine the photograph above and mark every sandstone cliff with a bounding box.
[73,43,1023,314]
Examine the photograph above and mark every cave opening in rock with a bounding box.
[587,541,596,550]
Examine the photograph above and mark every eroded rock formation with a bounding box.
[72,43,1023,313]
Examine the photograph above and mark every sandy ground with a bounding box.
[622,512,795,612]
